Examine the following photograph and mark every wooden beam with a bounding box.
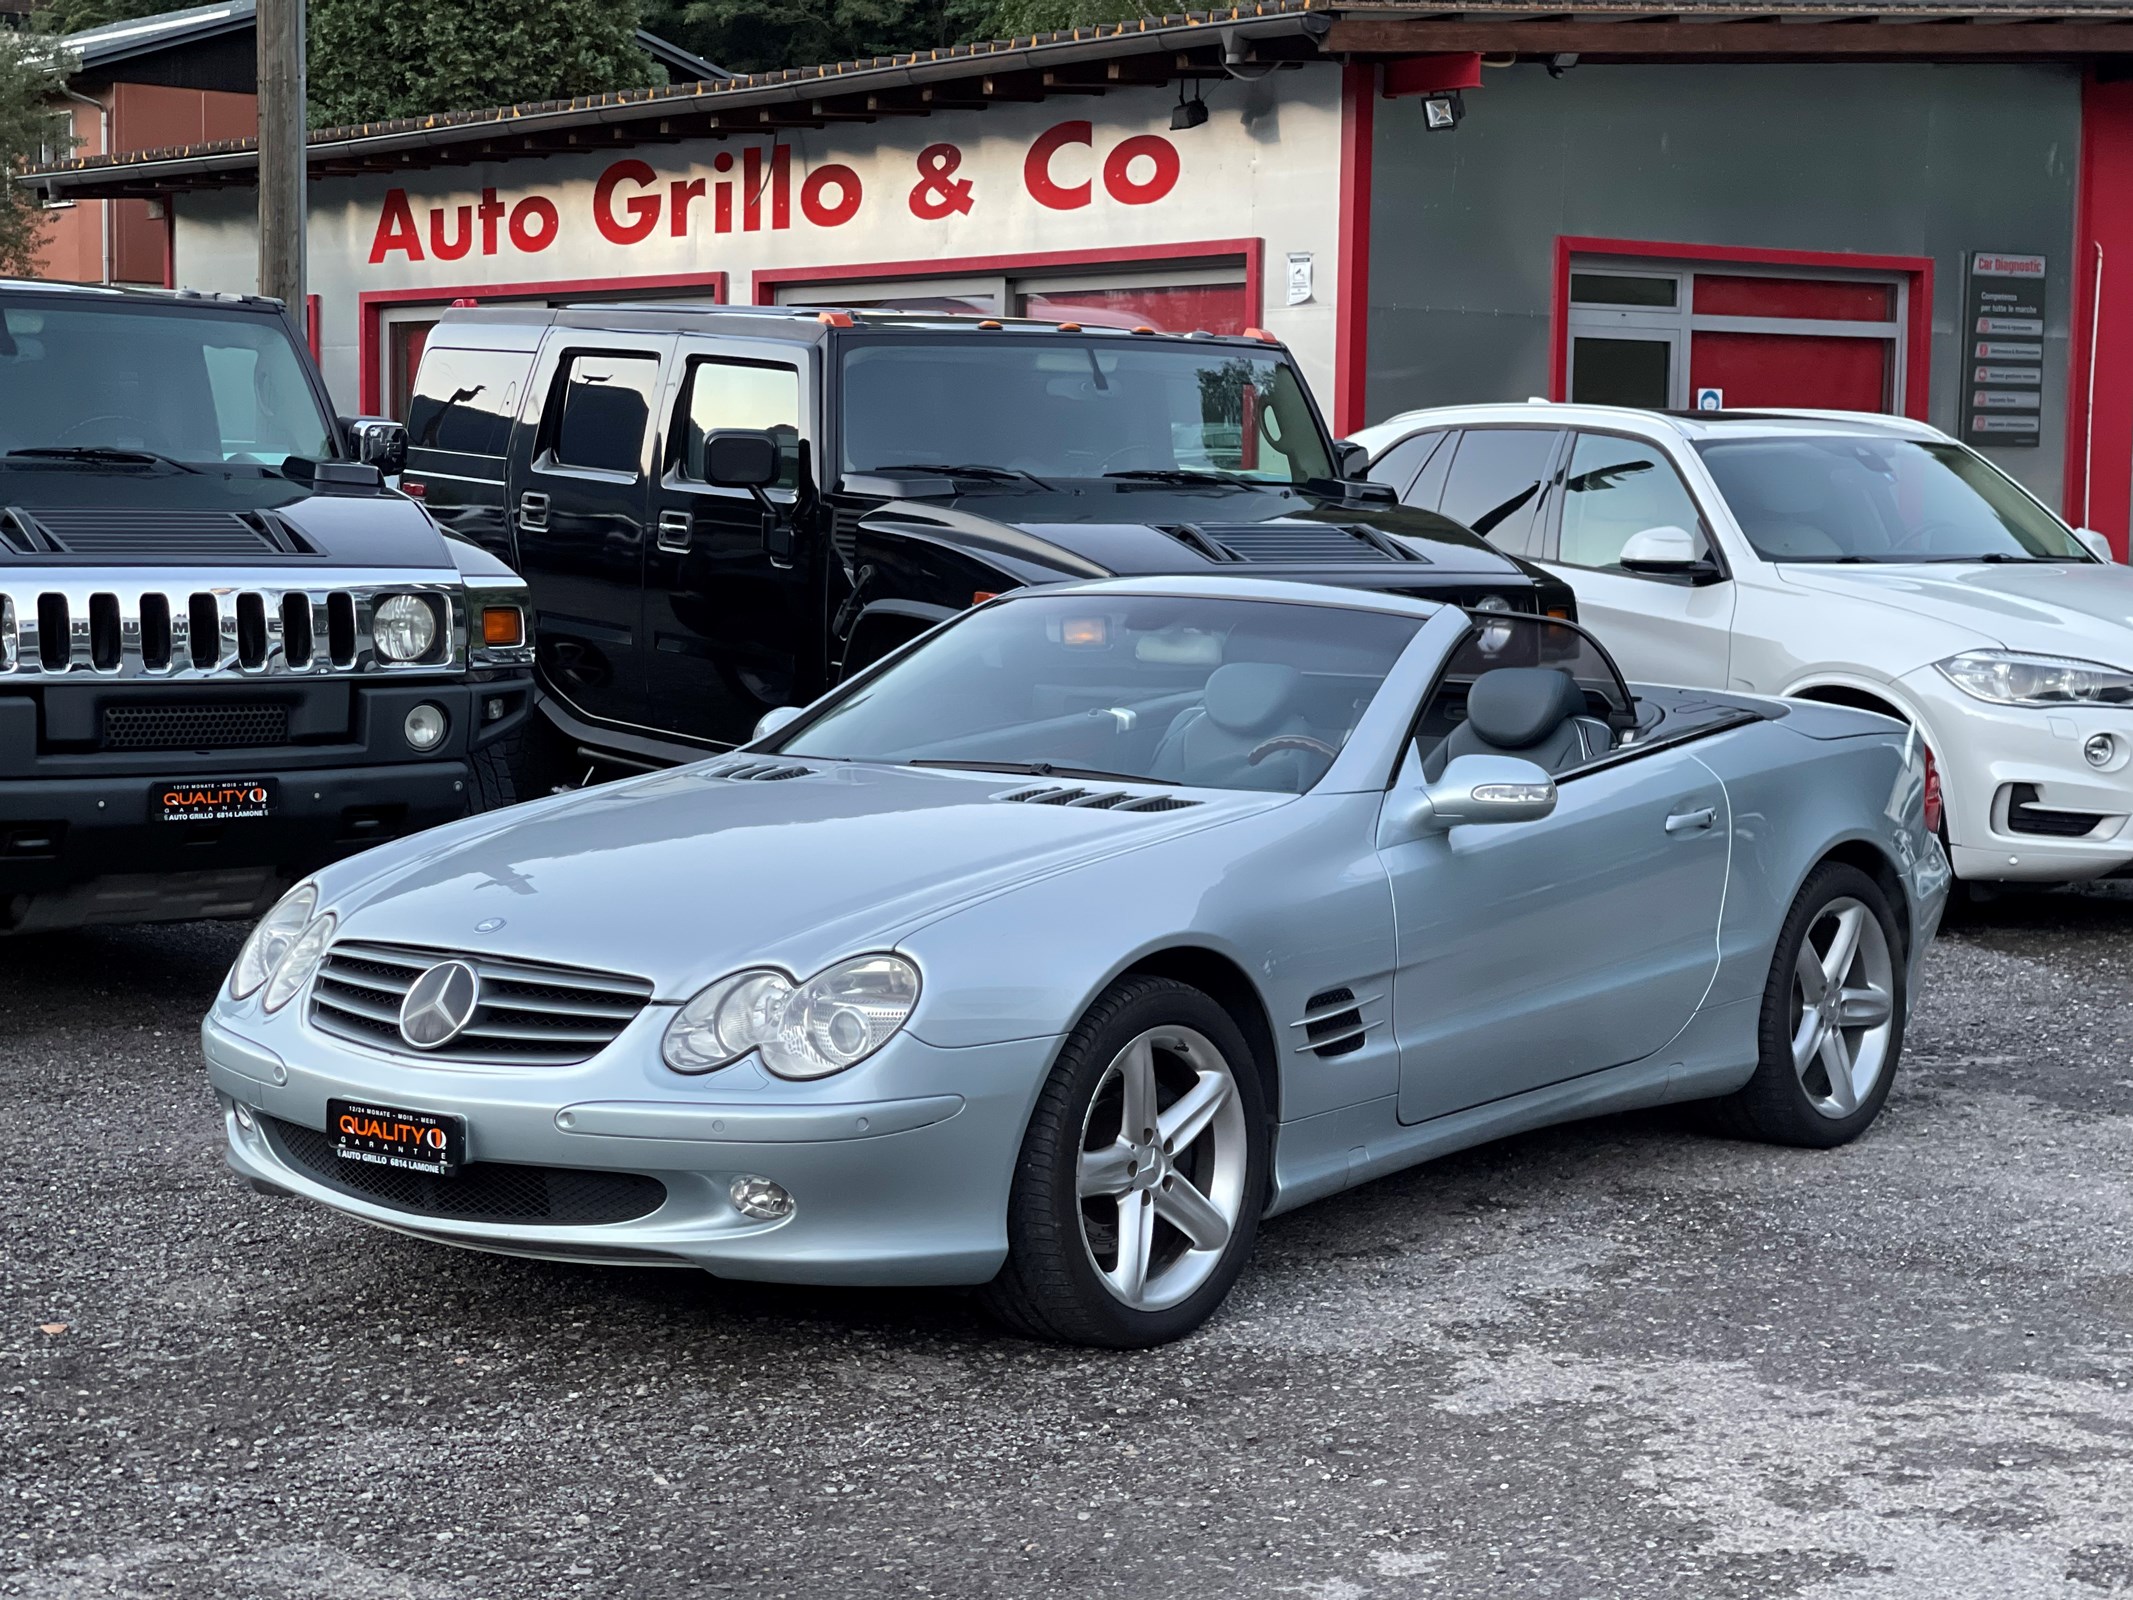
[1322,17,2133,55]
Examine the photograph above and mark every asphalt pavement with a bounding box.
[5,889,2133,1599]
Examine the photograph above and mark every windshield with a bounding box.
[839,338,1335,485]
[1695,434,2088,562]
[0,300,334,467]
[774,593,1422,794]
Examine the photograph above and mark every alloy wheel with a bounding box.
[1790,896,1897,1119]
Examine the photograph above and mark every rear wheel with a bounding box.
[1710,861,1905,1147]
[982,976,1267,1347]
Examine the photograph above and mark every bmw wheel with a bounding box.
[1712,861,1906,1148]
[983,976,1268,1347]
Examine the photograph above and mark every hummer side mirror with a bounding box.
[346,417,407,477]
[1334,439,1370,479]
[703,429,780,489]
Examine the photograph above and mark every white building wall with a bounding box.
[170,67,1346,416]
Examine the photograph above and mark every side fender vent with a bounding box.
[703,760,815,782]
[995,785,1200,812]
[1293,985,1373,1059]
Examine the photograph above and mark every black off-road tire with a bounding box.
[464,730,521,813]
[980,976,1269,1348]
[1708,861,1907,1149]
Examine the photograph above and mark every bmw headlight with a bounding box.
[372,594,442,662]
[230,882,317,999]
[1935,650,2133,707]
[663,955,921,1079]
[263,913,336,1012]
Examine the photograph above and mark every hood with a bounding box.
[1775,561,2133,663]
[859,481,1528,586]
[319,760,1278,996]
[0,467,451,570]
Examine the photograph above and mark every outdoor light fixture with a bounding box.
[1422,91,1464,130]
[1172,83,1210,130]
[1547,52,1580,77]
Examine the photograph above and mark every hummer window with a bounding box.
[678,358,802,490]
[0,301,332,466]
[546,353,657,477]
[406,348,525,458]
[838,339,1334,486]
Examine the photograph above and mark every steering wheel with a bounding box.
[1247,734,1341,766]
[1885,519,1970,556]
[56,413,149,445]
[1097,442,1168,473]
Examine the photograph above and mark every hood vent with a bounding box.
[994,784,1200,812]
[1292,986,1375,1059]
[703,758,815,782]
[0,506,316,561]
[1164,522,1423,567]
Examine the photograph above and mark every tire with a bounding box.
[464,729,520,813]
[981,976,1269,1348]
[491,704,587,808]
[1709,861,1906,1148]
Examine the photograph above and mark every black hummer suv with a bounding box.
[0,282,534,932]
[399,305,1574,780]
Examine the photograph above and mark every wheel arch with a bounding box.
[1110,945,1283,1126]
[1804,836,1913,961]
[1784,677,1930,742]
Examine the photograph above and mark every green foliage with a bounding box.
[0,31,70,277]
[28,0,171,38]
[307,0,663,127]
[638,0,1146,77]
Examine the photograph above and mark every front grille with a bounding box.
[101,700,289,751]
[2006,782,2107,839]
[260,1115,665,1225]
[310,940,655,1066]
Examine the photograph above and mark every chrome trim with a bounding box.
[0,569,469,680]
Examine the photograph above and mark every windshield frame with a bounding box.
[0,291,343,472]
[1692,429,2093,565]
[828,329,1341,490]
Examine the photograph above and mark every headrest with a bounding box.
[1464,668,1587,750]
[1203,662,1302,736]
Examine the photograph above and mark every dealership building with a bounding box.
[28,0,2133,551]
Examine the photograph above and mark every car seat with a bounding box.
[1151,662,1324,792]
[1422,667,1611,780]
[1718,452,1847,559]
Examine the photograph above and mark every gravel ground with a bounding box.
[5,890,2133,1600]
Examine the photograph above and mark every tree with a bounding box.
[28,0,170,38]
[307,0,664,127]
[637,0,1144,78]
[0,32,69,277]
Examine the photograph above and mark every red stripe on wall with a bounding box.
[2064,72,2133,556]
[1334,62,1375,437]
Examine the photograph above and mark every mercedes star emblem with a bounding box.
[399,960,480,1050]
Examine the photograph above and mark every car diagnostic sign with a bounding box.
[1963,251,2047,449]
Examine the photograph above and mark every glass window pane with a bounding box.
[1571,336,1673,408]
[681,360,802,489]
[550,353,656,476]
[1559,432,1709,570]
[1439,429,1560,550]
[1570,273,1678,309]
[406,347,525,457]
[1366,429,1445,499]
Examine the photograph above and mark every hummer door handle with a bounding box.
[517,491,550,533]
[657,509,694,553]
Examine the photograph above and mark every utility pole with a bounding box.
[256,0,306,308]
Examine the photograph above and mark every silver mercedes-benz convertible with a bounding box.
[203,578,1949,1346]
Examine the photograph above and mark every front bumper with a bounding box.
[203,1011,1055,1287]
[1903,667,2133,882]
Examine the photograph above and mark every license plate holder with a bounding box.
[157,777,276,824]
[328,1098,465,1177]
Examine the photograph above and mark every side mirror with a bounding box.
[1334,439,1371,479]
[1619,524,1721,581]
[2075,526,2115,563]
[346,417,407,477]
[1385,753,1557,844]
[702,429,780,489]
[751,705,804,743]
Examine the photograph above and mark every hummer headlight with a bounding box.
[372,594,442,662]
[663,955,921,1079]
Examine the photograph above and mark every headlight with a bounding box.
[372,594,441,662]
[1935,650,2133,707]
[263,913,335,1012]
[663,955,920,1079]
[230,882,317,999]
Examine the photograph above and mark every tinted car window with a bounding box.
[1367,430,1445,499]
[549,353,657,476]
[1439,429,1560,552]
[406,347,528,458]
[1558,432,1710,570]
[679,358,802,490]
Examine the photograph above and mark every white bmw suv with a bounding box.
[1349,402,2131,885]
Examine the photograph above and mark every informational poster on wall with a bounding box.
[1962,251,2047,448]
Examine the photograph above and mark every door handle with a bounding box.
[657,508,694,554]
[517,491,550,533]
[1665,806,1718,835]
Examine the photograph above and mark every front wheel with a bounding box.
[1710,861,1906,1147]
[982,977,1268,1347]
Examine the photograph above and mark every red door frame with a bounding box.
[355,270,729,414]
[749,240,1262,320]
[1549,236,1935,422]
[2064,72,2133,555]
[1334,62,1374,437]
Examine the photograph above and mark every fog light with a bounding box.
[233,1102,255,1131]
[2085,733,2115,769]
[729,1175,794,1221]
[403,703,447,751]
[484,695,507,723]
